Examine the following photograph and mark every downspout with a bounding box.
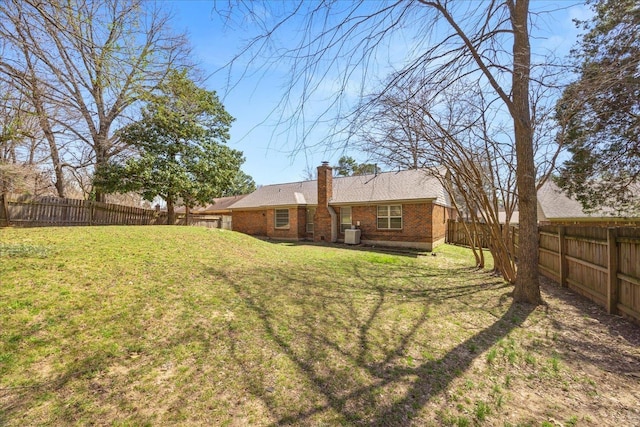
[328,205,338,243]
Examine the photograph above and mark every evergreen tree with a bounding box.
[334,156,377,177]
[96,70,251,223]
[556,0,640,214]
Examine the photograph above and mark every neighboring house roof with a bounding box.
[174,195,248,214]
[537,181,591,220]
[200,195,248,214]
[228,168,450,209]
[468,181,639,224]
[537,181,638,221]
[470,208,518,224]
[498,210,519,224]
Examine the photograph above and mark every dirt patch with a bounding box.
[475,277,640,426]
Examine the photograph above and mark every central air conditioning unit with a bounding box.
[344,228,361,245]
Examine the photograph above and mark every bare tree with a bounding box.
[300,164,316,181]
[354,58,563,283]
[218,0,556,304]
[0,74,53,195]
[358,82,429,171]
[358,80,519,281]
[1,45,69,196]
[0,0,191,200]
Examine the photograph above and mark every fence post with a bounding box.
[606,227,619,314]
[0,192,10,226]
[558,226,567,287]
[88,200,94,226]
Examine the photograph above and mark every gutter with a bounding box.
[328,198,437,206]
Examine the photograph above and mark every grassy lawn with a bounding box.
[1,227,638,426]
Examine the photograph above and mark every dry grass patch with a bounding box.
[0,226,638,426]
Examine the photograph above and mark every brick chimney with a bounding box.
[314,161,336,242]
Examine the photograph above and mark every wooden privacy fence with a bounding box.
[447,220,640,323]
[538,225,640,322]
[446,220,494,249]
[169,215,225,228]
[0,193,231,228]
[446,220,520,255]
[1,193,158,226]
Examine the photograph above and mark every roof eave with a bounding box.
[547,216,640,222]
[230,203,311,211]
[329,197,439,206]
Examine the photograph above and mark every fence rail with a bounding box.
[1,193,158,226]
[447,220,640,323]
[445,220,494,249]
[0,193,229,229]
[446,220,520,255]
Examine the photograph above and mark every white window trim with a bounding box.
[275,208,290,229]
[377,205,403,230]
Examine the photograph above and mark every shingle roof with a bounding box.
[174,195,247,214]
[228,168,449,209]
[200,195,248,213]
[228,180,317,209]
[536,181,638,219]
[537,181,590,219]
[332,169,447,204]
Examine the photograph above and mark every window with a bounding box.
[377,205,402,229]
[340,207,352,233]
[306,207,315,233]
[275,209,289,228]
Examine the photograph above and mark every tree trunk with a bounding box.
[511,0,541,304]
[36,104,65,198]
[29,76,65,197]
[93,136,108,202]
[166,197,175,225]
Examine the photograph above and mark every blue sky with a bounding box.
[168,1,590,186]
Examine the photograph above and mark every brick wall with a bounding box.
[266,207,305,240]
[334,202,452,249]
[234,203,454,248]
[314,163,333,242]
[341,203,431,243]
[233,207,310,240]
[232,210,267,236]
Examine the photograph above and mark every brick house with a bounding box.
[228,163,455,250]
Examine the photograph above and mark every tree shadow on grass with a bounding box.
[212,262,533,426]
[538,277,640,377]
[264,239,430,259]
[0,352,115,425]
[367,303,534,426]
